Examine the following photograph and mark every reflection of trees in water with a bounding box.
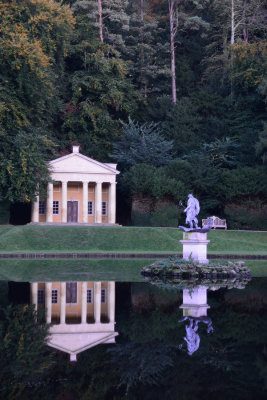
[109,283,267,400]
[0,303,53,400]
[1,281,267,400]
[109,342,174,390]
[224,278,267,312]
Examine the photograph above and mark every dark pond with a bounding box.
[0,277,267,400]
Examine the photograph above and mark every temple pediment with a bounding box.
[49,153,119,175]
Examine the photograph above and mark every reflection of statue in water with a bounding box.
[179,316,214,356]
[184,319,200,356]
[184,194,200,229]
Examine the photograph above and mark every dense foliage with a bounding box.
[0,0,266,227]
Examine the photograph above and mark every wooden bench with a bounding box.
[202,216,227,230]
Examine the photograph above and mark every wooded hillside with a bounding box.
[0,0,266,228]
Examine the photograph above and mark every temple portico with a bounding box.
[31,146,119,224]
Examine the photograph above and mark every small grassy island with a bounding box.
[141,257,252,291]
[141,257,251,279]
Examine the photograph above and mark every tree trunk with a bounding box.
[230,0,235,102]
[242,0,248,42]
[169,0,177,104]
[231,0,235,46]
[140,0,145,96]
[98,0,104,42]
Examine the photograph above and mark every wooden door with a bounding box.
[66,282,77,303]
[67,201,78,222]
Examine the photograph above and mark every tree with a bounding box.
[61,10,138,160]
[111,118,173,168]
[256,122,267,163]
[203,0,266,98]
[148,97,203,156]
[168,0,179,103]
[0,128,56,203]
[126,0,169,99]
[0,0,75,132]
[167,0,209,103]
[72,0,130,49]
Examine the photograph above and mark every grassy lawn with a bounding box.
[0,225,266,255]
[0,258,266,282]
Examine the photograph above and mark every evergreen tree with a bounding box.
[126,0,170,99]
[61,11,138,160]
[72,0,130,49]
[111,118,173,168]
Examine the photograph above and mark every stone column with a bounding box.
[62,181,68,223]
[81,282,87,324]
[45,282,52,323]
[31,282,38,312]
[60,282,66,324]
[94,282,101,323]
[108,282,115,323]
[82,181,89,223]
[95,182,102,224]
[108,182,116,224]
[31,195,39,223]
[46,183,53,223]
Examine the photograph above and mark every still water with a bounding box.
[0,277,267,400]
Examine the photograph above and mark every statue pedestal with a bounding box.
[180,232,210,264]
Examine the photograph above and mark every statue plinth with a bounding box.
[180,232,210,264]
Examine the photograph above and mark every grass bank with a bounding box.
[0,259,266,282]
[0,225,266,255]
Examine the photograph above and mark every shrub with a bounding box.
[0,200,10,224]
[224,202,267,230]
[150,205,181,227]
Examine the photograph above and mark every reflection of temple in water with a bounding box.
[30,282,118,361]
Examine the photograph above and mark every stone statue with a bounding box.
[184,194,200,229]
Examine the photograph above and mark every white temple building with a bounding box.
[31,146,119,224]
